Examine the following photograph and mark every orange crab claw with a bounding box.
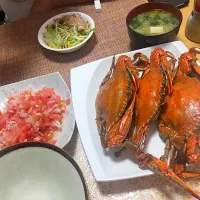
[189,47,200,75]
[133,52,151,79]
[152,48,176,95]
[124,141,200,200]
[178,47,200,76]
[134,48,176,95]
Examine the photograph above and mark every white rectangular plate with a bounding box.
[0,72,75,149]
[71,41,188,182]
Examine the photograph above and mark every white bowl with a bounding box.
[38,12,95,53]
[0,142,87,200]
[0,72,75,149]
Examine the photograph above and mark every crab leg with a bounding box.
[161,51,176,95]
[131,124,150,153]
[173,139,200,179]
[169,145,176,169]
[160,139,170,163]
[124,141,200,200]
[100,56,115,87]
[158,121,200,179]
[96,111,107,148]
[158,120,185,149]
[187,133,200,163]
[106,95,135,147]
[174,161,200,179]
[126,62,139,91]
[174,132,200,178]
[164,66,173,94]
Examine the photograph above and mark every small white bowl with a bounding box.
[0,142,87,200]
[0,72,75,149]
[38,12,95,53]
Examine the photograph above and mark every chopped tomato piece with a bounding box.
[0,88,69,150]
[49,140,57,145]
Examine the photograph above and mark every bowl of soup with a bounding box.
[126,3,183,49]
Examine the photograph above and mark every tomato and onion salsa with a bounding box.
[0,88,70,150]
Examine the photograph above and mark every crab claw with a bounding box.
[133,53,150,67]
[132,53,151,79]
[178,47,200,76]
[189,48,200,76]
[124,141,200,200]
[133,49,176,95]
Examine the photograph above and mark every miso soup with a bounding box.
[129,10,179,36]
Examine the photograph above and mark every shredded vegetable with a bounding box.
[0,88,70,150]
[43,14,94,49]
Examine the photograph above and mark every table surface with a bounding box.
[1,0,200,199]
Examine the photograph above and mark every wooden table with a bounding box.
[0,1,200,200]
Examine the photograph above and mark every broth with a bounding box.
[129,10,179,36]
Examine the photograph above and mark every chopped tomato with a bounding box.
[41,88,55,97]
[49,140,57,145]
[0,88,69,150]
[0,113,6,130]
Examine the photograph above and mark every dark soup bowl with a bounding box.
[126,3,183,49]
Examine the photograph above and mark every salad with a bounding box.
[43,14,94,49]
[0,88,70,150]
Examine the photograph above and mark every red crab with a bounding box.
[158,48,200,180]
[95,55,139,148]
[129,48,176,152]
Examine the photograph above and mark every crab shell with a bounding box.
[158,48,200,153]
[158,76,200,149]
[158,48,200,181]
[95,55,137,148]
[129,48,176,151]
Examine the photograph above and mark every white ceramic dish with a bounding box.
[38,12,95,53]
[71,41,189,182]
[0,142,87,200]
[0,72,75,148]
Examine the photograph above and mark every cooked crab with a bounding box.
[95,55,138,148]
[158,48,200,180]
